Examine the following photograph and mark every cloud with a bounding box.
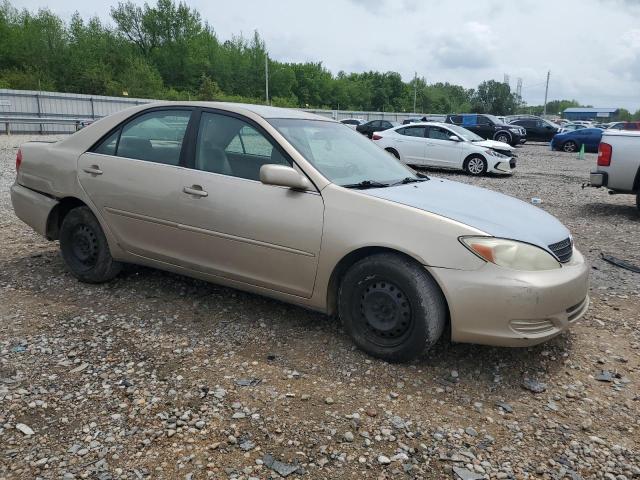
[431,22,497,69]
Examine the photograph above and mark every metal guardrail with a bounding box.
[0,116,97,134]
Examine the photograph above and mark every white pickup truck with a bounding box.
[589,130,640,210]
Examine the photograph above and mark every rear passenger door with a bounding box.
[77,108,193,260]
[393,126,427,164]
[176,110,324,297]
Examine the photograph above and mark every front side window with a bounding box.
[106,110,191,165]
[270,119,417,187]
[195,112,289,180]
[428,126,454,141]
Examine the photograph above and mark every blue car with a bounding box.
[550,128,603,153]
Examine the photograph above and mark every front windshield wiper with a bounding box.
[390,176,428,186]
[341,180,391,189]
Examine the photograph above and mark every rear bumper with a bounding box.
[589,171,608,188]
[429,249,590,347]
[10,183,58,237]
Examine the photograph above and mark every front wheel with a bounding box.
[563,141,578,152]
[495,132,511,144]
[59,206,122,283]
[464,155,488,176]
[338,253,447,362]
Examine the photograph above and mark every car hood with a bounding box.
[473,139,514,151]
[363,178,570,251]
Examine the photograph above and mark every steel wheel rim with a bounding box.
[357,280,413,347]
[70,225,99,267]
[563,142,576,152]
[468,158,484,174]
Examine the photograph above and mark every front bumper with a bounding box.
[489,158,515,174]
[429,249,590,347]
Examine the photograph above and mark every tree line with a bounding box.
[1,0,639,119]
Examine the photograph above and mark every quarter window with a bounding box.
[195,112,289,181]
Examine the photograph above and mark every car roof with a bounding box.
[138,101,333,121]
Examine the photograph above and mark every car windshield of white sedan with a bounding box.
[445,124,484,142]
[270,119,419,187]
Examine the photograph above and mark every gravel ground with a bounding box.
[0,136,639,480]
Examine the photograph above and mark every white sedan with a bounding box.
[372,122,516,176]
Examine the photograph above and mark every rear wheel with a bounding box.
[464,155,488,176]
[59,206,122,283]
[636,192,640,212]
[563,140,578,152]
[338,253,447,362]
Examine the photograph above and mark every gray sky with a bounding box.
[13,0,640,111]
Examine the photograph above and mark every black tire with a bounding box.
[562,141,578,152]
[495,132,511,144]
[463,155,488,176]
[637,192,640,212]
[338,253,447,362]
[385,148,400,159]
[59,206,122,283]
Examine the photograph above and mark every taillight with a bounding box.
[372,134,382,140]
[16,148,22,172]
[597,142,612,167]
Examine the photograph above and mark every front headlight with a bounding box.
[460,237,561,271]
[485,149,507,158]
[509,127,519,133]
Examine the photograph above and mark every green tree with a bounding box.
[472,80,518,115]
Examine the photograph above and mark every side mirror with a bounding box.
[449,135,461,142]
[260,164,312,191]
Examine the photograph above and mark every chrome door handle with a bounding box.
[183,185,208,197]
[83,165,103,175]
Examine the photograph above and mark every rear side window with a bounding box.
[92,110,191,166]
[399,126,425,137]
[462,115,477,126]
[93,130,118,155]
[449,115,462,124]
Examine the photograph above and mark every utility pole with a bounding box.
[413,72,417,113]
[265,54,269,105]
[543,70,550,116]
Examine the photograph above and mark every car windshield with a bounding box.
[269,119,419,187]
[445,124,484,142]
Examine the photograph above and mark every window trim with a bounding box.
[88,106,195,167]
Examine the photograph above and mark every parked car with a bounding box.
[372,122,516,175]
[551,128,603,152]
[558,123,587,133]
[10,102,589,362]
[340,118,366,130]
[445,114,525,146]
[588,130,640,210]
[607,121,640,131]
[402,117,423,125]
[509,117,559,142]
[356,119,400,138]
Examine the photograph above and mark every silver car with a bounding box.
[11,102,589,361]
